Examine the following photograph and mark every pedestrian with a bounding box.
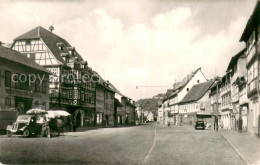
[73,116,77,132]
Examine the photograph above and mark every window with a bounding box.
[5,70,11,87]
[14,74,20,89]
[5,98,11,107]
[42,81,47,94]
[68,90,73,98]
[197,80,199,83]
[29,53,35,60]
[81,93,85,102]
[20,74,27,90]
[187,88,189,91]
[35,80,40,92]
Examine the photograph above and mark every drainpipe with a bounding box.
[59,66,61,107]
[104,86,106,127]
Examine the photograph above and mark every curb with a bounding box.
[220,132,250,165]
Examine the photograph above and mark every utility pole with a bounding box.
[142,107,144,123]
[215,79,219,131]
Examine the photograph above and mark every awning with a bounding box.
[196,112,212,118]
[211,111,221,116]
[221,108,232,112]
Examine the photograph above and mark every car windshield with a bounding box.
[197,121,204,123]
[17,116,31,122]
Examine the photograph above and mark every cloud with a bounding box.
[83,8,247,100]
[0,1,250,100]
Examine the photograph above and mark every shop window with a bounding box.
[5,70,11,87]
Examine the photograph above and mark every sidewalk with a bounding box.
[219,130,260,165]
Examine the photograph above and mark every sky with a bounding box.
[0,0,257,100]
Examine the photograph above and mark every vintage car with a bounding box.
[6,115,45,137]
[194,121,206,130]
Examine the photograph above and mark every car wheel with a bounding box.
[7,131,12,137]
[23,129,30,138]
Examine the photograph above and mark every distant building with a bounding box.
[94,72,115,126]
[109,83,136,125]
[164,68,207,125]
[153,93,164,100]
[135,104,142,123]
[157,101,163,124]
[147,112,154,122]
[178,80,214,125]
[162,89,174,125]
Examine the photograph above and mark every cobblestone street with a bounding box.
[0,124,245,165]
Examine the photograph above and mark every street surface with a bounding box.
[0,124,245,165]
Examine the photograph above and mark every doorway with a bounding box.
[15,97,32,114]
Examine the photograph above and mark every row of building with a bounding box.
[158,0,260,137]
[0,26,136,130]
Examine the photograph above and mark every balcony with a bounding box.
[220,103,232,111]
[220,85,231,96]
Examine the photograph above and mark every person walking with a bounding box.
[214,116,218,131]
[73,116,77,132]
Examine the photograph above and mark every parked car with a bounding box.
[195,121,205,130]
[6,115,47,137]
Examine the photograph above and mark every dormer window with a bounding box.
[57,42,65,51]
[67,47,75,56]
[61,52,70,63]
[81,61,88,69]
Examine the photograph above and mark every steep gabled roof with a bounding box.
[179,80,214,104]
[169,67,203,98]
[240,0,260,42]
[226,48,246,72]
[108,82,126,97]
[0,46,51,73]
[14,26,84,65]
[91,70,114,93]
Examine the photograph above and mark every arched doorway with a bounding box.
[74,109,84,127]
[76,112,81,127]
